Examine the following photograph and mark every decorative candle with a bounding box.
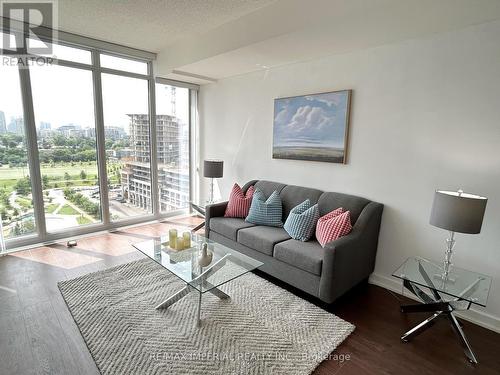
[169,229,178,248]
[176,236,184,250]
[183,231,191,248]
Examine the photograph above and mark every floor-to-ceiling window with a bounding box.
[0,28,197,252]
[0,60,36,240]
[155,83,190,213]
[101,71,151,221]
[31,63,102,231]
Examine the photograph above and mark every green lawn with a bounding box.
[45,203,59,214]
[0,161,123,194]
[0,179,18,191]
[59,204,79,215]
[0,163,98,179]
[0,161,123,179]
[76,215,92,225]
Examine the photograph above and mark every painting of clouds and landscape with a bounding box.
[273,90,351,163]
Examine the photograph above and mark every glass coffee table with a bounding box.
[133,234,263,326]
[393,257,492,364]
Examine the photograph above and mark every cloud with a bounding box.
[273,93,348,147]
[274,106,291,125]
[287,105,312,130]
[286,106,335,133]
[305,95,336,107]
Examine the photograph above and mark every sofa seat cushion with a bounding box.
[273,239,324,276]
[209,217,255,241]
[237,226,290,256]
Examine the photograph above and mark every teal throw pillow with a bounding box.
[245,189,283,227]
[284,199,319,241]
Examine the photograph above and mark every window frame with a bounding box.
[0,26,199,252]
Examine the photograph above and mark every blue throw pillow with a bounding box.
[245,189,283,227]
[284,199,320,241]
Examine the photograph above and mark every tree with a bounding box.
[63,187,75,199]
[42,175,49,190]
[13,223,21,236]
[79,170,87,181]
[14,177,31,196]
[64,172,71,181]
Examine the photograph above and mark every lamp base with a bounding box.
[434,231,457,284]
[433,273,456,284]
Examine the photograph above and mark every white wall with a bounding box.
[199,20,500,331]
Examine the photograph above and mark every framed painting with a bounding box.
[272,89,351,163]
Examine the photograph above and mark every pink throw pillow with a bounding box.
[224,184,255,218]
[316,208,352,247]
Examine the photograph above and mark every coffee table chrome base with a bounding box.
[401,279,478,364]
[156,284,230,326]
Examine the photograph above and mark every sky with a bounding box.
[0,53,189,133]
[273,91,349,148]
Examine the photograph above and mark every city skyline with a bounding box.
[0,65,189,132]
[0,109,188,136]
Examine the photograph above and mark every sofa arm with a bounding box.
[319,201,384,303]
[205,201,228,237]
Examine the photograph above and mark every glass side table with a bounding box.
[189,199,221,232]
[392,257,492,364]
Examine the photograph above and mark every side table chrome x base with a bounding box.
[400,264,481,364]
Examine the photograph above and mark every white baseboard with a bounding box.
[368,272,500,334]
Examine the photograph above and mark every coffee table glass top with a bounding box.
[133,234,263,293]
[392,257,491,307]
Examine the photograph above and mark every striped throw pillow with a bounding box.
[316,208,353,247]
[245,189,283,227]
[284,199,320,241]
[224,184,255,218]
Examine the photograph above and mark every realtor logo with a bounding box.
[1,0,57,55]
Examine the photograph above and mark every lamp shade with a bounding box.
[429,190,487,234]
[203,160,224,178]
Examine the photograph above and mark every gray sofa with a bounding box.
[206,180,384,304]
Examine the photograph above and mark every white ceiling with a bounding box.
[30,0,500,83]
[56,0,277,52]
[156,0,500,83]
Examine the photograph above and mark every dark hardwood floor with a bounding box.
[0,216,499,375]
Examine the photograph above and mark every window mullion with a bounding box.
[17,66,47,239]
[148,62,160,217]
[92,51,111,225]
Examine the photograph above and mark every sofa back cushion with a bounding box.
[280,184,323,219]
[254,180,286,198]
[245,189,284,227]
[244,180,371,226]
[241,180,258,193]
[317,192,370,225]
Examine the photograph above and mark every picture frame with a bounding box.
[272,89,351,164]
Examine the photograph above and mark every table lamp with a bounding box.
[203,160,223,203]
[429,189,487,281]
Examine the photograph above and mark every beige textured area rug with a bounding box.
[58,258,354,374]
